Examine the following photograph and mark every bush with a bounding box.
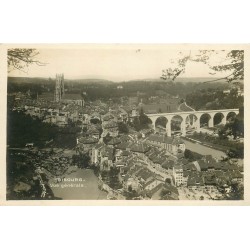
[184,149,202,161]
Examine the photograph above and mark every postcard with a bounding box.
[0,44,249,205]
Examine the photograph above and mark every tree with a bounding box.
[155,117,167,128]
[184,149,202,161]
[118,122,129,134]
[8,48,46,72]
[161,50,244,84]
[226,183,244,200]
[132,117,141,131]
[72,153,90,168]
[90,118,101,124]
[108,167,122,189]
[138,108,152,129]
[103,133,112,144]
[165,178,172,185]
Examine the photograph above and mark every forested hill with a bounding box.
[8,76,232,100]
[185,88,243,110]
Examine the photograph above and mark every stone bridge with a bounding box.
[147,109,239,136]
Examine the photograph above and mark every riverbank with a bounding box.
[184,136,229,152]
[181,137,227,159]
[185,134,243,155]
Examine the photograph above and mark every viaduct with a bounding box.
[147,109,239,137]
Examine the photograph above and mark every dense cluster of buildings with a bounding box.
[83,128,243,199]
[8,75,244,200]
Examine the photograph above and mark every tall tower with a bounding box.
[54,74,64,102]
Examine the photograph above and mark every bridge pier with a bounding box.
[181,122,186,136]
[149,117,157,131]
[221,115,227,125]
[181,114,188,136]
[208,113,215,128]
[194,114,201,132]
[166,122,171,137]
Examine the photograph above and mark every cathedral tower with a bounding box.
[54,74,64,102]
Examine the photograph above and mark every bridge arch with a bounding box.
[155,116,169,134]
[226,111,238,121]
[213,112,225,126]
[171,114,185,136]
[184,113,200,133]
[200,113,214,128]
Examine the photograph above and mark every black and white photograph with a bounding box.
[1,2,250,250]
[2,45,247,203]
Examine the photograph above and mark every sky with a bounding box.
[8,47,230,81]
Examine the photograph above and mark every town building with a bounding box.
[173,165,184,186]
[147,134,185,155]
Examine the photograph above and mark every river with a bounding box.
[182,138,227,159]
[49,168,107,200]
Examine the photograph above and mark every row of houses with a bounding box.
[172,155,243,193]
[146,134,186,155]
[121,163,179,200]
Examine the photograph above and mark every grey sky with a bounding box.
[8,47,230,81]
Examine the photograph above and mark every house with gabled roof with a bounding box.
[144,183,179,200]
[143,178,165,191]
[106,137,121,146]
[130,142,150,158]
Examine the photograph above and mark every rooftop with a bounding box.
[147,134,184,145]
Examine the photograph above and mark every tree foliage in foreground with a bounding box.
[7,110,58,147]
[161,50,244,84]
[8,48,46,72]
[185,88,243,111]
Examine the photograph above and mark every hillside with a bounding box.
[7,76,234,101]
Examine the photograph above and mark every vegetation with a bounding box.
[7,151,57,200]
[188,132,244,158]
[7,110,79,149]
[184,149,203,161]
[8,48,46,72]
[100,167,122,190]
[124,189,140,200]
[185,88,243,111]
[118,122,129,134]
[226,183,244,200]
[72,153,91,168]
[160,188,176,200]
[92,164,100,177]
[103,133,112,144]
[155,117,167,128]
[90,118,101,124]
[218,107,244,139]
[162,50,244,84]
[226,145,244,159]
[130,109,152,131]
[8,76,232,101]
[7,110,58,148]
